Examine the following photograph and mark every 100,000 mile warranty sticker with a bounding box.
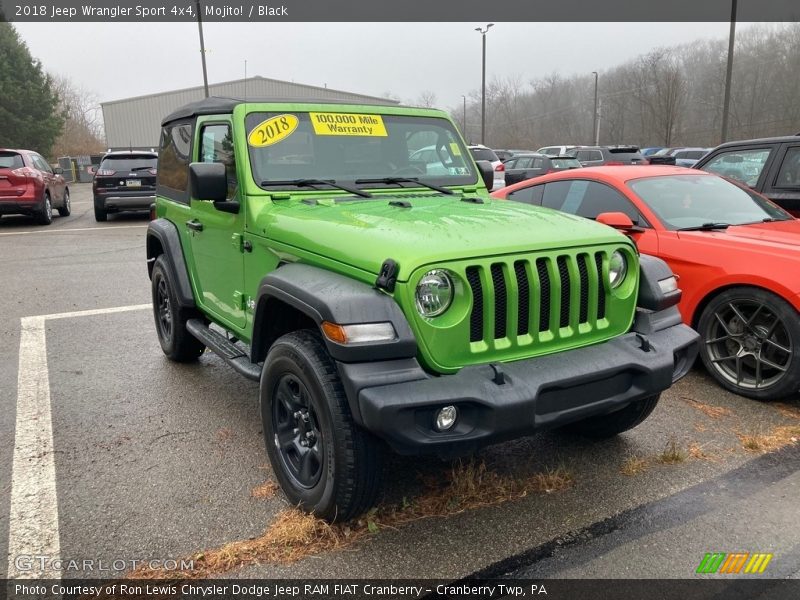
[310,113,388,136]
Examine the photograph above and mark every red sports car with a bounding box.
[0,148,70,225]
[493,166,800,401]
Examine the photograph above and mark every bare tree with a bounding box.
[50,74,105,157]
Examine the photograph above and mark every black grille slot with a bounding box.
[536,259,550,332]
[595,253,606,320]
[577,254,590,323]
[466,267,484,342]
[557,256,571,328]
[491,264,507,339]
[514,261,530,336]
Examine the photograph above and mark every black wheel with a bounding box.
[94,205,108,222]
[261,330,383,522]
[698,287,800,400]
[37,192,53,225]
[560,394,660,438]
[151,255,205,362]
[58,188,71,217]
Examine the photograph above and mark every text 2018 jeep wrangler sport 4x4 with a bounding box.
[146,97,699,521]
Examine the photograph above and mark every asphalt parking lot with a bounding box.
[2,183,799,580]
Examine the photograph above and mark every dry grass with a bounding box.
[774,403,800,421]
[250,480,280,499]
[687,442,715,461]
[680,397,732,419]
[657,438,687,464]
[738,425,800,453]
[126,459,573,580]
[620,455,649,476]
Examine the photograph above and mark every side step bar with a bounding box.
[186,319,261,381]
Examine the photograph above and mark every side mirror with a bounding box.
[189,162,227,202]
[475,160,494,190]
[53,167,64,175]
[596,212,636,232]
[88,166,97,175]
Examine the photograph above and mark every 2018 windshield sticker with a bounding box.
[309,112,388,137]
[248,114,299,147]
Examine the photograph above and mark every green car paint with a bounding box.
[155,102,640,374]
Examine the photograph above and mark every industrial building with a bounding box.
[100,76,398,150]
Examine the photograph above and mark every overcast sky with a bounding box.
[14,22,747,111]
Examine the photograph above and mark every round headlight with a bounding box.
[415,269,453,317]
[609,250,628,289]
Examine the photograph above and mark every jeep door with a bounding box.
[187,120,248,328]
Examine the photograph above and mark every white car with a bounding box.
[536,145,581,157]
[468,145,505,191]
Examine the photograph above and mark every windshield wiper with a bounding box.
[354,177,454,195]
[259,178,372,198]
[677,222,731,231]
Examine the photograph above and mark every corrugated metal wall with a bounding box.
[101,77,398,149]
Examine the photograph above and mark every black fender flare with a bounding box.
[252,263,417,364]
[146,219,195,308]
[637,254,682,312]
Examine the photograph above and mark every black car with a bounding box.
[92,151,158,222]
[693,135,800,216]
[503,153,582,185]
[567,146,645,166]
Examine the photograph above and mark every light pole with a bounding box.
[195,0,210,98]
[720,0,738,143]
[475,23,493,145]
[461,94,467,137]
[591,71,599,146]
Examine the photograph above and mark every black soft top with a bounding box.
[161,96,395,126]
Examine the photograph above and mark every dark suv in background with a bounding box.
[694,135,800,216]
[92,150,157,221]
[567,146,645,166]
[503,153,582,185]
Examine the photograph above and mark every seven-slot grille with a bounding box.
[465,251,609,344]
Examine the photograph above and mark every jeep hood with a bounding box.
[256,195,629,280]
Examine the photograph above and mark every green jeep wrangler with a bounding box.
[146,97,699,521]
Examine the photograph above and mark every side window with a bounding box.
[199,123,237,198]
[574,181,645,224]
[702,148,771,187]
[541,180,646,225]
[33,155,52,173]
[505,158,517,169]
[157,122,193,203]
[532,158,544,169]
[507,184,544,205]
[541,180,574,210]
[775,147,800,188]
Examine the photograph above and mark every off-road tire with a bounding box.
[37,192,53,225]
[697,287,800,401]
[58,188,71,217]
[560,394,660,438]
[261,330,383,522]
[151,255,205,362]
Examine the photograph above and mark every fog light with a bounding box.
[435,405,458,431]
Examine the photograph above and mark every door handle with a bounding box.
[186,219,204,232]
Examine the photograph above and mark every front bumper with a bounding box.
[343,317,698,456]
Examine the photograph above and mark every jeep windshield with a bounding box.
[245,111,477,192]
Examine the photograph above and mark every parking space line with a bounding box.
[0,225,147,237]
[8,316,60,579]
[8,304,150,578]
